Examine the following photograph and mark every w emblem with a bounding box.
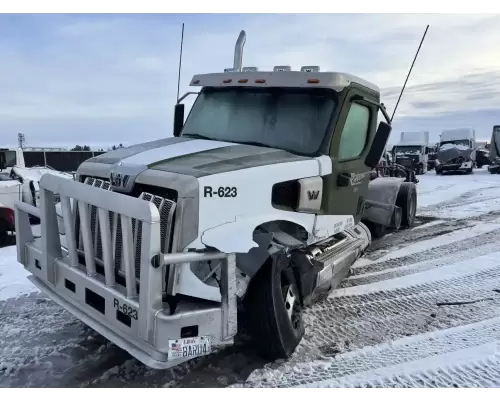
[307,190,320,200]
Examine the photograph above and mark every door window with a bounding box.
[338,103,370,161]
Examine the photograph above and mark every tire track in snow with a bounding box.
[346,226,500,286]
[237,253,500,382]
[240,317,500,388]
[344,241,500,289]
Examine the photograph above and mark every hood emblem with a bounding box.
[110,172,130,188]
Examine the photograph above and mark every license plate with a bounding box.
[168,336,212,361]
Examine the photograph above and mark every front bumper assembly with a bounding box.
[15,174,237,369]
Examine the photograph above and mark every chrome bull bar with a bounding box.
[14,174,237,369]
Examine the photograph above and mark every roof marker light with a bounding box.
[301,66,320,72]
[255,79,266,83]
[307,79,320,84]
[223,79,232,83]
[238,79,248,83]
[273,66,291,72]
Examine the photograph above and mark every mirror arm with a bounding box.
[379,103,392,125]
[177,91,200,104]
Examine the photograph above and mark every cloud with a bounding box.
[0,13,499,148]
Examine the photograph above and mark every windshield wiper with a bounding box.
[182,133,214,140]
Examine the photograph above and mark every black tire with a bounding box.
[364,221,387,239]
[396,182,417,228]
[245,254,305,360]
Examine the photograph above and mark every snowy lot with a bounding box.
[2,168,500,387]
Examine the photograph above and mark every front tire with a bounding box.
[396,182,417,228]
[245,254,305,360]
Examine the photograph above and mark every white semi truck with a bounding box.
[435,127,477,174]
[392,131,430,175]
[0,148,72,245]
[14,30,422,370]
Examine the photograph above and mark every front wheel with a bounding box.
[396,182,417,228]
[245,254,305,360]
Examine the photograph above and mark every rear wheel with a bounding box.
[396,182,417,228]
[245,254,305,360]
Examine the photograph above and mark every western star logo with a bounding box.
[307,190,320,200]
[110,172,130,188]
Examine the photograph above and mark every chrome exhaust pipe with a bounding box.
[233,30,246,72]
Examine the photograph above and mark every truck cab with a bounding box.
[435,127,477,174]
[391,131,430,175]
[0,148,25,175]
[14,30,417,370]
[488,125,500,174]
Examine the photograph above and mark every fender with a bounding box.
[200,213,313,253]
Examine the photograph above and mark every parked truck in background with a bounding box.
[0,148,73,245]
[488,125,500,174]
[391,131,429,175]
[435,127,476,175]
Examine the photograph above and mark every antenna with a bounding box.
[390,24,429,122]
[176,23,185,103]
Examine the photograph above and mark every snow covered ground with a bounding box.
[2,168,500,387]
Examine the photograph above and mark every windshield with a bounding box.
[440,139,470,148]
[0,150,16,169]
[181,87,337,156]
[394,145,421,154]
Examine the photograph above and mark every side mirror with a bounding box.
[173,103,185,137]
[425,147,429,154]
[0,153,5,170]
[365,121,392,169]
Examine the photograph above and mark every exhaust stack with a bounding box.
[233,30,246,72]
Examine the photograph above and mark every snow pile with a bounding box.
[0,246,37,302]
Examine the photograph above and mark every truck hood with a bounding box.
[437,146,474,164]
[84,136,313,181]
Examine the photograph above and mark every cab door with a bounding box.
[321,89,379,223]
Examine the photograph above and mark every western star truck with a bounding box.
[391,131,430,175]
[14,30,420,369]
[435,127,476,174]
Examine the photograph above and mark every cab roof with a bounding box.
[189,70,380,94]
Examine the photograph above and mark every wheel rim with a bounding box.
[282,282,302,331]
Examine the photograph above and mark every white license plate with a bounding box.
[168,336,212,361]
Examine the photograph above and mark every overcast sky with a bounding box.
[0,13,499,148]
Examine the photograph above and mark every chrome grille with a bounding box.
[76,177,176,282]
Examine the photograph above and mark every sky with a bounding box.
[0,13,499,149]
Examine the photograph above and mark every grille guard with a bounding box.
[14,174,237,369]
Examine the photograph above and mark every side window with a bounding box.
[338,103,370,161]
